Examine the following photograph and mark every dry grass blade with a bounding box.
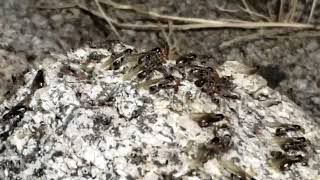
[215,4,239,13]
[99,0,228,24]
[308,0,318,23]
[219,29,294,49]
[220,29,320,49]
[219,30,274,49]
[287,0,298,22]
[94,0,122,40]
[35,4,77,9]
[278,0,285,22]
[75,0,319,31]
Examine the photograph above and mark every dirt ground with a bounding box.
[1,0,319,124]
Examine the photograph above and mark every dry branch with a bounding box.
[240,0,272,22]
[38,1,320,31]
[95,0,319,30]
[72,0,320,31]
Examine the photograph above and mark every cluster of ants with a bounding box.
[110,46,314,177]
[191,113,257,180]
[105,46,236,101]
[107,46,236,153]
[107,45,236,157]
[104,46,253,178]
[270,123,310,171]
[192,112,232,156]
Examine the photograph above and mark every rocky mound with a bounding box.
[0,43,319,179]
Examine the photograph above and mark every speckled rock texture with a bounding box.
[0,44,319,180]
[1,0,320,126]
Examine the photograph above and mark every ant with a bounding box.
[124,47,168,81]
[2,104,28,121]
[270,151,308,171]
[31,69,45,92]
[273,124,304,136]
[189,65,237,99]
[197,124,232,163]
[205,134,232,154]
[273,137,309,152]
[149,75,181,94]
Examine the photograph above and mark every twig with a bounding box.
[219,29,289,49]
[287,0,298,22]
[220,29,320,49]
[34,4,77,9]
[241,0,251,12]
[281,30,320,38]
[267,2,274,20]
[278,0,285,22]
[240,7,272,22]
[160,22,172,49]
[94,0,122,40]
[215,1,239,13]
[160,21,181,58]
[215,6,239,14]
[240,0,272,22]
[308,0,318,23]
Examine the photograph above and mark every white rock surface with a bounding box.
[0,44,319,180]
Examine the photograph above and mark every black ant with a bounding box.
[274,124,304,136]
[270,151,308,171]
[273,137,309,152]
[196,124,232,163]
[148,75,181,94]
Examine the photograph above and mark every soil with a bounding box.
[1,0,319,124]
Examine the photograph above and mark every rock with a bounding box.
[0,44,319,180]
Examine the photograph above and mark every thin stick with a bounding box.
[34,4,77,9]
[219,29,291,49]
[240,0,272,22]
[282,30,320,38]
[215,5,239,13]
[160,21,180,58]
[278,0,285,22]
[267,2,274,20]
[240,7,272,22]
[220,29,320,49]
[161,22,172,49]
[308,0,318,23]
[94,0,122,40]
[287,0,298,22]
[241,0,251,12]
